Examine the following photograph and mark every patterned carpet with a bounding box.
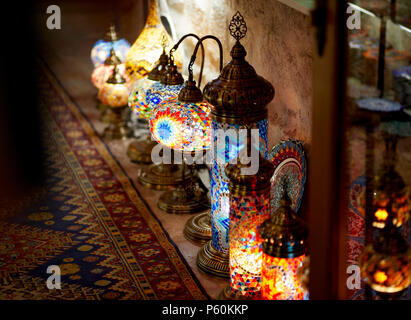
[0,62,208,300]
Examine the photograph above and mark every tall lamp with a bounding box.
[197,12,275,278]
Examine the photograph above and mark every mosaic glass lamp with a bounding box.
[148,35,212,215]
[144,58,185,112]
[137,52,188,191]
[124,0,181,83]
[90,24,130,68]
[359,219,410,298]
[91,48,127,91]
[197,12,275,278]
[137,34,203,191]
[127,39,169,165]
[218,139,275,300]
[98,64,131,140]
[259,190,308,300]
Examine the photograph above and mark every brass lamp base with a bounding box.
[103,106,131,140]
[100,106,116,124]
[183,211,211,245]
[138,163,188,190]
[103,124,132,140]
[96,99,106,111]
[218,286,249,300]
[197,240,229,278]
[158,186,209,214]
[127,136,157,165]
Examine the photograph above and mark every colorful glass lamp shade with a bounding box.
[137,42,189,191]
[126,45,169,165]
[150,97,211,152]
[124,0,181,83]
[98,65,131,140]
[147,35,211,215]
[259,190,308,300]
[219,143,275,299]
[90,24,130,68]
[197,12,274,279]
[92,49,127,90]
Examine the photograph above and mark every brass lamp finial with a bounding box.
[107,64,126,84]
[229,11,247,42]
[106,23,118,42]
[147,47,169,81]
[203,12,275,124]
[104,48,122,66]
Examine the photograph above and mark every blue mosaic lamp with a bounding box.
[138,34,203,191]
[144,54,185,111]
[197,12,275,278]
[90,24,130,68]
[148,37,216,249]
[126,38,169,165]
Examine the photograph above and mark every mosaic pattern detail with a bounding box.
[128,77,156,120]
[98,83,129,107]
[124,0,181,81]
[0,62,209,300]
[356,98,403,112]
[269,140,306,213]
[210,119,268,254]
[91,64,127,90]
[91,39,131,68]
[261,254,306,300]
[150,97,211,152]
[145,82,184,110]
[229,191,270,298]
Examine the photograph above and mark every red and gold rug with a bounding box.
[0,61,208,300]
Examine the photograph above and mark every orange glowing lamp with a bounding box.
[259,191,308,300]
[359,226,410,295]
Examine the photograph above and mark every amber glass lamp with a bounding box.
[90,24,130,68]
[259,190,308,300]
[98,64,131,140]
[371,124,411,230]
[359,219,410,298]
[218,140,275,300]
[197,12,275,279]
[124,0,181,83]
